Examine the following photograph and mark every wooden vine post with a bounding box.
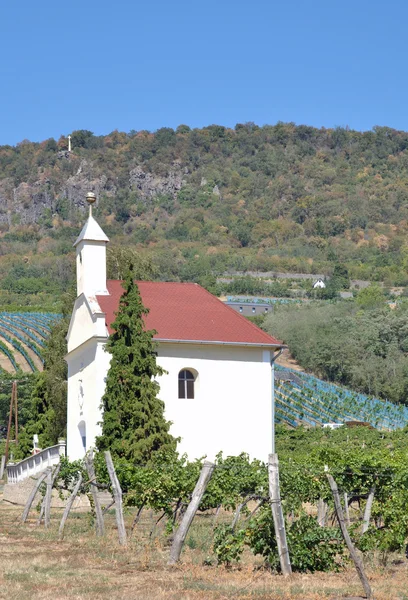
[168,460,214,565]
[37,464,61,526]
[85,450,105,536]
[326,470,373,599]
[22,469,50,523]
[104,451,127,545]
[44,467,53,528]
[344,493,351,527]
[268,453,292,576]
[59,473,83,540]
[362,485,376,534]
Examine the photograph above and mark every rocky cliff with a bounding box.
[0,151,187,226]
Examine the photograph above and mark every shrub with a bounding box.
[214,511,345,572]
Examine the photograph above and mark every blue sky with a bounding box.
[1,0,407,145]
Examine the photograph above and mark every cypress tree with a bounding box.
[96,268,177,463]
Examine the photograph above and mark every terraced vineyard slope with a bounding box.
[275,366,408,431]
[0,313,60,373]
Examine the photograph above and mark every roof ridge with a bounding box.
[106,279,199,285]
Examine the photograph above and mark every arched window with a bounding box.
[78,421,86,454]
[178,369,195,399]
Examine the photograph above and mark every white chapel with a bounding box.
[66,193,282,462]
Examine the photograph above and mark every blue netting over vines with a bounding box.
[275,365,408,431]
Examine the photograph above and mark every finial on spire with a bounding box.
[86,192,96,217]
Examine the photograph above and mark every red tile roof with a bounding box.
[96,280,281,347]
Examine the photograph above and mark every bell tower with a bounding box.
[73,192,109,297]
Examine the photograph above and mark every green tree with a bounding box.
[356,284,385,309]
[331,264,350,290]
[18,314,69,456]
[106,246,157,281]
[17,291,74,457]
[70,129,94,148]
[176,124,191,134]
[96,268,177,463]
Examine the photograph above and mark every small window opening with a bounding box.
[78,421,86,454]
[178,369,195,399]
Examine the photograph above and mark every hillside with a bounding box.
[0,312,59,373]
[2,123,408,306]
[275,366,408,430]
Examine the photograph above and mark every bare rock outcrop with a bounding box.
[0,159,186,225]
[63,160,112,212]
[129,166,183,199]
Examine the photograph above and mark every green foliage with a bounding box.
[0,373,36,460]
[286,515,344,572]
[5,122,408,311]
[18,308,70,456]
[356,283,386,309]
[220,276,291,297]
[58,425,408,568]
[266,299,408,404]
[214,510,344,572]
[357,489,408,554]
[331,264,350,291]
[275,425,408,556]
[58,455,87,493]
[95,449,201,520]
[213,523,246,566]
[106,246,157,281]
[203,453,267,511]
[96,268,177,463]
[70,130,95,149]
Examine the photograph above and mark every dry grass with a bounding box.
[0,503,407,600]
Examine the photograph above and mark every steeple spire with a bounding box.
[74,192,109,297]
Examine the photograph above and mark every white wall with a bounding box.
[76,240,107,296]
[67,296,94,353]
[158,343,272,461]
[66,339,111,461]
[67,295,108,353]
[67,339,272,462]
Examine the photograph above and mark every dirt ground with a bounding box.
[0,502,407,600]
[276,349,304,372]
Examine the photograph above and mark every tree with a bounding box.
[331,264,350,290]
[18,314,69,457]
[176,124,191,134]
[17,290,74,457]
[70,129,94,148]
[107,246,157,281]
[356,284,385,310]
[96,267,177,463]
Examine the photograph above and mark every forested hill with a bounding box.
[1,123,408,305]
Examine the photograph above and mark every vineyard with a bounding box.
[275,366,408,430]
[5,424,408,600]
[0,313,60,373]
